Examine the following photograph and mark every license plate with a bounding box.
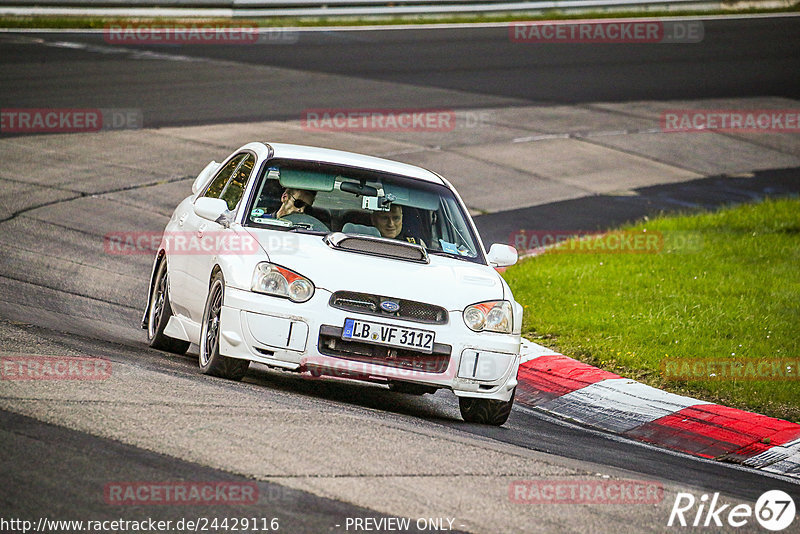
[342,318,435,353]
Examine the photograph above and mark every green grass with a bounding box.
[0,5,798,29]
[503,198,800,422]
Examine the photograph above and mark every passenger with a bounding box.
[370,204,424,246]
[273,188,316,218]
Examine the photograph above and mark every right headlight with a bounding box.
[251,262,314,303]
[463,300,513,333]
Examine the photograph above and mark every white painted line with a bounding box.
[0,7,235,17]
[44,39,205,62]
[7,35,250,66]
[539,377,710,434]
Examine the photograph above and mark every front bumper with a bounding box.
[218,286,520,401]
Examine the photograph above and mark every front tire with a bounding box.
[146,259,190,355]
[459,388,515,426]
[199,272,250,381]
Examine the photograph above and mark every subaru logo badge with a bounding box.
[380,300,400,313]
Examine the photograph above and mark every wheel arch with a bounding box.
[141,249,168,329]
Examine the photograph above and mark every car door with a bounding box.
[169,152,250,323]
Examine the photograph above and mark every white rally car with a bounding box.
[143,143,522,425]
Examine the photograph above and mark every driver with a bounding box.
[273,188,316,219]
[371,204,424,246]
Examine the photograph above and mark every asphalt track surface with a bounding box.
[3,321,799,522]
[1,17,798,127]
[1,15,800,534]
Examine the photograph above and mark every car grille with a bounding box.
[318,325,451,374]
[329,291,448,325]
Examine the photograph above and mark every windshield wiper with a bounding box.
[428,250,477,262]
[252,219,317,231]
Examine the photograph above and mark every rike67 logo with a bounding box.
[668,490,795,531]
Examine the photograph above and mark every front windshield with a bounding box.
[245,159,484,264]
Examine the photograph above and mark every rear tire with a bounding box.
[199,272,250,381]
[459,388,515,426]
[146,259,191,355]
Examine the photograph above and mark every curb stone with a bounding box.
[517,340,800,480]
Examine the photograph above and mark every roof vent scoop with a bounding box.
[324,232,429,263]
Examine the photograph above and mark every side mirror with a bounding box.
[194,197,231,227]
[191,161,220,195]
[486,243,518,267]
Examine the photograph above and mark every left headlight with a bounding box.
[251,262,315,303]
[463,300,513,333]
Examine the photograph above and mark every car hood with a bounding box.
[245,228,506,310]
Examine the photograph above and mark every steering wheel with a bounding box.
[281,212,330,232]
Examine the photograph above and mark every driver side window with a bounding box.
[219,154,254,211]
[204,154,247,200]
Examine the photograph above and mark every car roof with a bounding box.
[265,143,445,185]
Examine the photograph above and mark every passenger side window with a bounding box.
[204,154,247,200]
[220,154,254,211]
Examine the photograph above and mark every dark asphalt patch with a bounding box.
[474,166,800,246]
